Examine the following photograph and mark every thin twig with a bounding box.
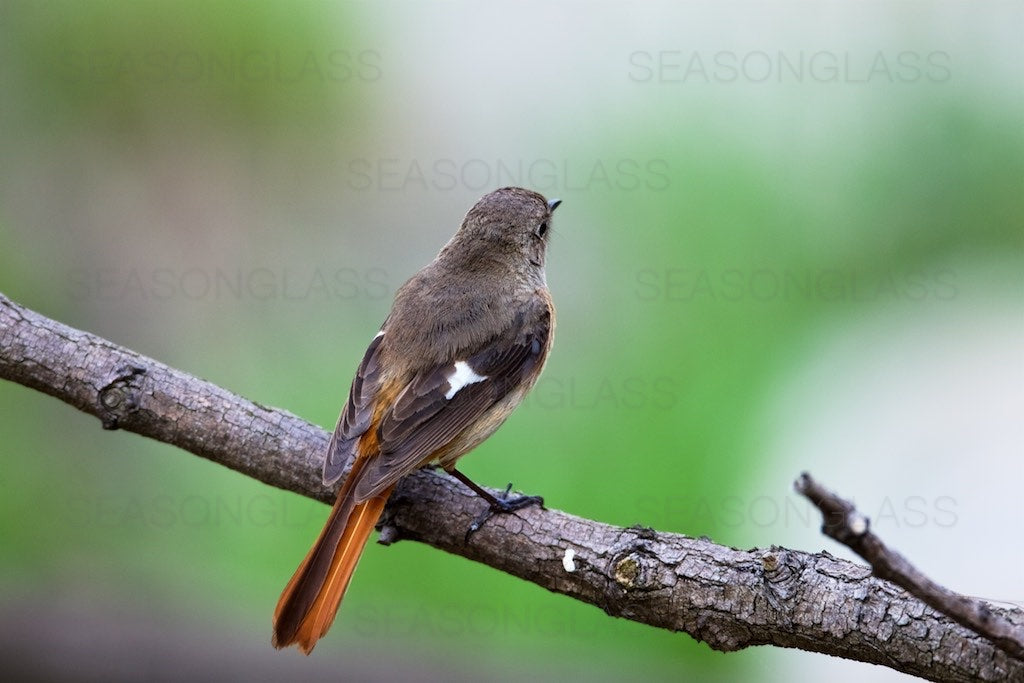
[796,471,1024,662]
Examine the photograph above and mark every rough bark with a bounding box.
[1,292,1021,682]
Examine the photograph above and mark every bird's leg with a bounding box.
[446,468,544,540]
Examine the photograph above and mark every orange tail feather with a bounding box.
[272,460,394,654]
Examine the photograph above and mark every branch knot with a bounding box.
[98,363,147,429]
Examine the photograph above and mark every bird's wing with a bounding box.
[353,303,552,500]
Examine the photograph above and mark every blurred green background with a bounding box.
[1,2,1021,681]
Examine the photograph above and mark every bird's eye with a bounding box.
[536,221,549,238]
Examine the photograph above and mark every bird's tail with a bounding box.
[272,458,393,654]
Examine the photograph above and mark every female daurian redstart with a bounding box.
[272,187,560,653]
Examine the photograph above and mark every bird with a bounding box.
[272,187,560,653]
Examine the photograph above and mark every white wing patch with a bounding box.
[445,360,488,400]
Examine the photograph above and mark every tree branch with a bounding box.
[796,472,1024,661]
[2,291,1021,682]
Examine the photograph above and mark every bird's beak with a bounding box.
[548,198,562,212]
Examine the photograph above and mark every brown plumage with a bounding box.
[272,188,560,653]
